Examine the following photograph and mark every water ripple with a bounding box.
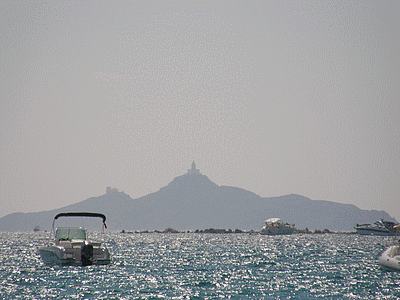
[1,232,400,299]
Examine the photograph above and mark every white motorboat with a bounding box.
[38,212,111,266]
[355,219,397,236]
[378,224,400,271]
[260,218,295,235]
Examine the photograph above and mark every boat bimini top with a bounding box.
[53,212,107,227]
[47,212,108,244]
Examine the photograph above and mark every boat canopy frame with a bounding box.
[54,212,106,226]
[47,212,108,245]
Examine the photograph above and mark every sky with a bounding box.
[1,0,400,222]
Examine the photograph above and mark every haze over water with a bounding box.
[1,1,400,221]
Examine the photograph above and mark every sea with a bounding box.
[1,232,399,299]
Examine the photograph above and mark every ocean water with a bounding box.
[1,232,399,299]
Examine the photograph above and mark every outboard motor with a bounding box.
[81,242,94,266]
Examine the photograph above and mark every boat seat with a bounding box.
[58,240,72,249]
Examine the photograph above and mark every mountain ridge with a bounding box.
[0,170,397,232]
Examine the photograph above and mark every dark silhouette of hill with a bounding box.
[0,170,397,232]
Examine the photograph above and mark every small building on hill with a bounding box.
[187,161,201,175]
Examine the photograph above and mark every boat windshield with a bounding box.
[55,228,87,241]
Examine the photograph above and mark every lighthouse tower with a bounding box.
[187,161,201,175]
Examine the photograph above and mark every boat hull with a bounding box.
[378,245,400,271]
[355,228,393,236]
[260,227,295,235]
[38,245,111,266]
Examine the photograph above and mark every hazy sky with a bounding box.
[1,0,400,222]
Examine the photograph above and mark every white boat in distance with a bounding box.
[38,212,111,266]
[354,219,398,236]
[379,224,400,271]
[260,218,295,235]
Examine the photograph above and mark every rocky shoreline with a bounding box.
[120,228,357,235]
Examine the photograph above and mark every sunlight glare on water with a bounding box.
[1,232,399,299]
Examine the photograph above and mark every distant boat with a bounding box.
[38,212,111,266]
[378,224,400,271]
[33,226,41,232]
[260,218,295,235]
[354,219,398,236]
